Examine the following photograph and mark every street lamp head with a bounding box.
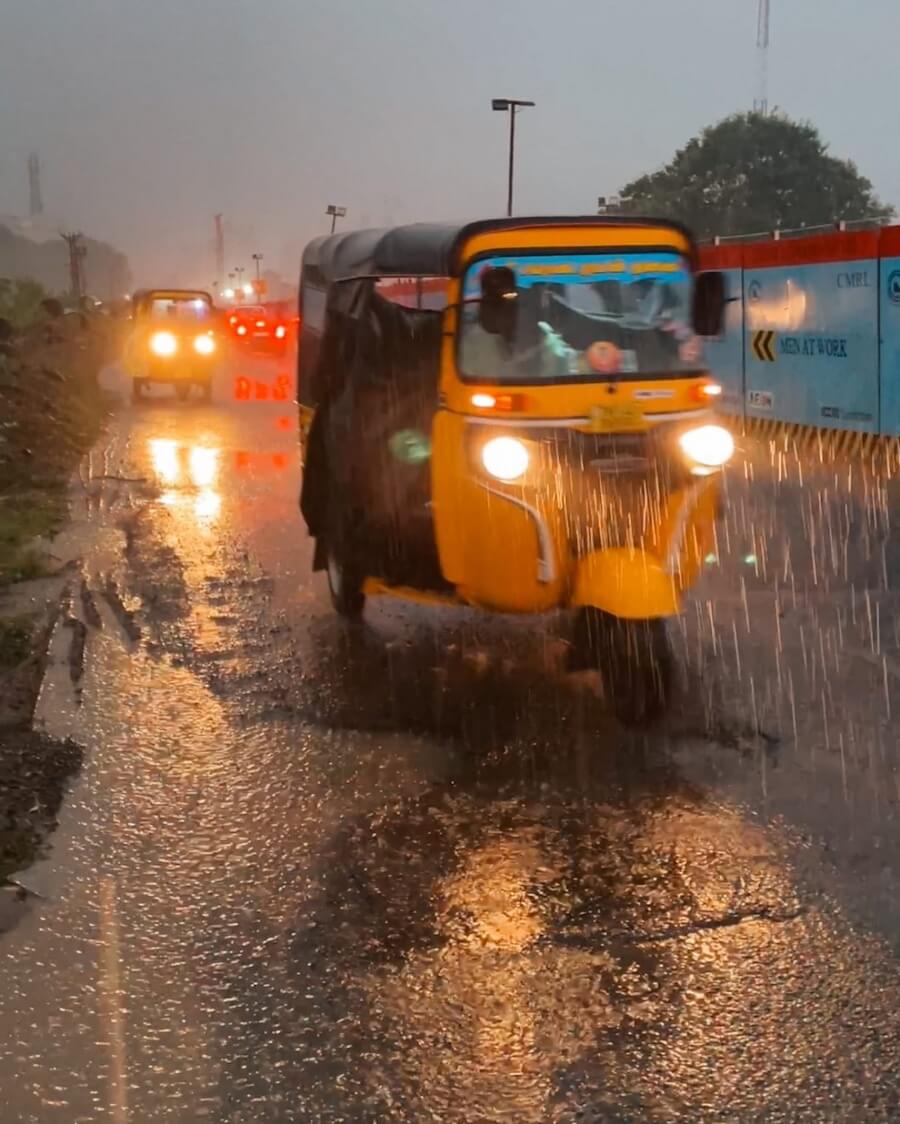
[492,98,535,111]
[326,204,347,218]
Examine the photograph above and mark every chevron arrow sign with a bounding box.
[752,330,776,362]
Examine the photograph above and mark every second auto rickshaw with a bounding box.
[125,289,219,402]
[297,216,731,721]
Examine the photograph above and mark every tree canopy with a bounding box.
[618,112,893,239]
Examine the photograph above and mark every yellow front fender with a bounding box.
[571,547,679,620]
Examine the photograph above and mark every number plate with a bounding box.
[586,404,645,433]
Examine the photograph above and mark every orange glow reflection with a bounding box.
[747,278,810,332]
[194,490,221,521]
[148,440,222,525]
[149,439,180,485]
[189,446,219,488]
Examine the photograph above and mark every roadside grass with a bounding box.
[0,615,35,669]
[0,312,111,890]
[0,489,66,586]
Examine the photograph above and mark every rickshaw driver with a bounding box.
[459,265,577,380]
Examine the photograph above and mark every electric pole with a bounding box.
[754,0,771,115]
[28,153,43,217]
[214,214,225,289]
[61,232,87,305]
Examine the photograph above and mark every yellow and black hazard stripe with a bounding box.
[740,415,890,465]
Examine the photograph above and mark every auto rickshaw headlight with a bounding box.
[150,330,177,357]
[193,334,215,355]
[678,424,734,470]
[481,436,529,482]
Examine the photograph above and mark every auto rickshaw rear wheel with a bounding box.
[326,545,366,618]
[198,378,212,403]
[175,383,191,401]
[575,608,672,726]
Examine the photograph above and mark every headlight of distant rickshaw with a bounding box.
[678,424,735,472]
[481,436,530,482]
[193,334,216,356]
[150,330,177,357]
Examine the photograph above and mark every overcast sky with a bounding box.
[1,0,897,288]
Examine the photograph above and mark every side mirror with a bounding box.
[478,265,519,336]
[693,270,726,337]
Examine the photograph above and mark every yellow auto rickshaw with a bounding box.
[297,217,731,721]
[125,289,219,402]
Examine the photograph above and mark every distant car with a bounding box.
[228,304,288,354]
[124,289,218,402]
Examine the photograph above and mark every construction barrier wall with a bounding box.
[700,226,900,437]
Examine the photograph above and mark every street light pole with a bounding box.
[492,98,534,217]
[506,107,517,218]
[326,204,347,234]
[252,253,263,283]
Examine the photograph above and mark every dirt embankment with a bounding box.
[0,311,121,898]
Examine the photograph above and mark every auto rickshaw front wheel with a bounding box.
[175,383,191,401]
[574,608,672,726]
[131,378,146,403]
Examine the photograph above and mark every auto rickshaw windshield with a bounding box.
[147,295,213,322]
[458,250,702,383]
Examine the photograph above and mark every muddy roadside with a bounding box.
[0,308,121,926]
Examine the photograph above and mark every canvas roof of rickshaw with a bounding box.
[301,216,697,287]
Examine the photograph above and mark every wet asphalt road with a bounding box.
[3,348,900,1122]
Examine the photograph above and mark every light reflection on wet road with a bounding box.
[2,352,900,1121]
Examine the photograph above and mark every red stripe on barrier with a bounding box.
[700,227,900,271]
[878,226,900,257]
[699,244,744,270]
[743,229,879,268]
